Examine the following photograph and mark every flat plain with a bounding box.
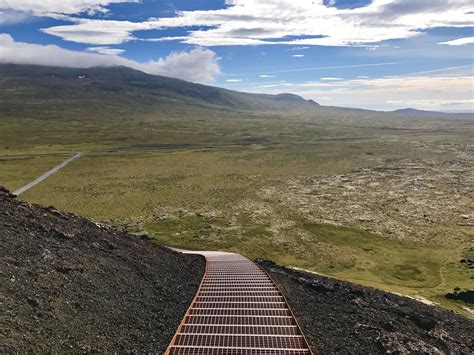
[1,108,472,317]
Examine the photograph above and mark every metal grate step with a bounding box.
[166,250,312,354]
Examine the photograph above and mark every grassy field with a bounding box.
[1,109,472,317]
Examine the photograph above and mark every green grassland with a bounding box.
[0,111,472,314]
[1,90,473,317]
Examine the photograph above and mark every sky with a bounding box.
[0,0,473,111]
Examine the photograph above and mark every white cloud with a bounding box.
[291,54,305,58]
[144,35,271,47]
[0,10,29,24]
[438,37,474,46]
[145,48,221,82]
[33,0,474,46]
[0,0,138,16]
[259,61,413,75]
[259,74,276,78]
[87,46,125,55]
[42,19,143,45]
[0,34,221,83]
[320,77,342,80]
[287,46,309,51]
[226,79,242,82]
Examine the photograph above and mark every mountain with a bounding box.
[0,64,319,119]
[392,108,472,117]
[3,64,471,122]
[2,63,470,132]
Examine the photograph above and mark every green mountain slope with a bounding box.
[0,64,319,119]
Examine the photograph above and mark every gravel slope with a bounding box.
[2,184,472,353]
[0,187,204,353]
[260,260,473,354]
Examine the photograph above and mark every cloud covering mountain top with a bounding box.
[0,34,220,82]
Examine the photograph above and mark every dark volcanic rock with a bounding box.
[2,183,472,353]
[446,290,474,304]
[259,260,474,354]
[0,187,205,353]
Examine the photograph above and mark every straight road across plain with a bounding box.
[13,152,82,196]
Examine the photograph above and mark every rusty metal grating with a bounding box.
[166,250,312,354]
[196,296,286,302]
[180,325,301,336]
[168,349,310,355]
[188,309,293,317]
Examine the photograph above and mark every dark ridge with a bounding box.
[274,93,320,106]
[392,108,473,117]
[0,63,320,116]
[446,290,474,304]
[0,187,205,353]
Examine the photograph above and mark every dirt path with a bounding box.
[166,249,312,354]
[13,152,82,196]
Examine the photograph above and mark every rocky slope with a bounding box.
[260,260,473,353]
[0,187,204,353]
[1,186,473,353]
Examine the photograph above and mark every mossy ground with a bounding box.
[1,111,472,317]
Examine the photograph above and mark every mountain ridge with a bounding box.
[392,107,472,117]
[1,63,470,120]
[0,63,319,115]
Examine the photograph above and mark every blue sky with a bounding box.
[0,0,473,111]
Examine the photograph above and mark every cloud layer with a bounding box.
[0,0,137,16]
[439,37,474,46]
[0,34,220,82]
[246,71,474,111]
[0,10,29,24]
[16,0,473,46]
[86,46,125,55]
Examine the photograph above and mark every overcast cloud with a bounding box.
[0,34,220,82]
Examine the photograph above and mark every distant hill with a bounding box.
[0,64,319,119]
[392,108,472,117]
[2,64,471,122]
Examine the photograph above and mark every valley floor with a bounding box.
[1,110,472,317]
